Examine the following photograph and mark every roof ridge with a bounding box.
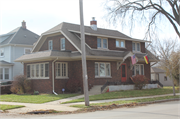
[7,27,21,44]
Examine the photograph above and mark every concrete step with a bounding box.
[89,85,102,95]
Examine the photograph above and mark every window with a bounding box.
[95,62,111,77]
[61,38,65,50]
[55,62,68,78]
[0,68,10,80]
[26,63,49,79]
[0,48,4,57]
[132,42,141,52]
[24,48,32,54]
[0,68,3,79]
[116,40,125,48]
[132,64,144,76]
[97,38,108,49]
[27,65,30,78]
[164,76,167,81]
[48,40,53,50]
[5,68,9,80]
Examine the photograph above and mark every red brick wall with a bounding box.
[141,42,145,53]
[39,35,77,51]
[85,35,97,48]
[24,59,151,93]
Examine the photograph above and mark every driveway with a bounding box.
[1,101,179,119]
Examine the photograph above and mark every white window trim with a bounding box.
[24,48,32,54]
[61,38,65,51]
[0,48,4,57]
[97,37,108,49]
[116,39,125,48]
[132,42,141,52]
[132,64,144,76]
[48,40,53,50]
[55,62,68,79]
[27,62,49,79]
[0,67,10,80]
[95,62,111,78]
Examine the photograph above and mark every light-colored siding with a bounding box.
[159,73,173,86]
[11,45,33,79]
[0,46,11,62]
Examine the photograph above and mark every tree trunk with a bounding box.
[170,72,176,96]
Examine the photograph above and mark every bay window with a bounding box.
[95,62,111,77]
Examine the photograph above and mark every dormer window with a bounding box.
[97,38,108,49]
[48,40,53,50]
[116,40,125,48]
[61,38,65,50]
[132,42,140,52]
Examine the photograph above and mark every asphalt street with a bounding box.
[1,101,180,119]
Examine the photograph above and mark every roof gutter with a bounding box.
[52,57,58,95]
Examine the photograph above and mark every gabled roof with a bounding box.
[0,27,39,46]
[151,67,165,73]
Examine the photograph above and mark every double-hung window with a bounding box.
[132,64,144,76]
[0,48,4,57]
[0,68,10,80]
[61,38,65,50]
[48,40,53,50]
[24,48,32,54]
[97,38,108,49]
[95,62,111,77]
[27,63,49,79]
[132,42,140,52]
[116,40,125,48]
[55,62,68,78]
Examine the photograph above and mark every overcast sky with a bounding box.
[0,0,178,41]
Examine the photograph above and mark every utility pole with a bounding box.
[79,0,89,106]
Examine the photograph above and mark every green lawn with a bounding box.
[62,86,179,104]
[0,94,79,104]
[0,104,25,111]
[71,95,180,108]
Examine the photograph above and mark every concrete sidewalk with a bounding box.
[0,93,179,114]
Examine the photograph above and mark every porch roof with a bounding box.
[0,60,14,66]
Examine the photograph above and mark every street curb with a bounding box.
[117,98,180,107]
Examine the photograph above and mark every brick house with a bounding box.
[15,18,158,94]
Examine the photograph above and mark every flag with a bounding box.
[131,54,136,65]
[144,55,149,64]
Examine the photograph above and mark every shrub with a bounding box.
[10,75,31,94]
[66,79,81,93]
[132,75,149,90]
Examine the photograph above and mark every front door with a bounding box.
[121,64,127,82]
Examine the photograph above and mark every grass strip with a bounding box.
[0,104,25,111]
[62,87,179,104]
[70,95,180,108]
[0,94,79,104]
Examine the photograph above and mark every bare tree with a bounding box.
[103,0,180,40]
[149,38,180,96]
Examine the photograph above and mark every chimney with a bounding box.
[22,20,26,29]
[90,17,97,31]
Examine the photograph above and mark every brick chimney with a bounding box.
[22,20,26,29]
[90,17,97,31]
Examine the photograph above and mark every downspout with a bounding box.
[52,57,58,95]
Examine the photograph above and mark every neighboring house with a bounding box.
[0,21,39,82]
[151,67,172,86]
[15,18,158,94]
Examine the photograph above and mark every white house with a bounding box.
[151,67,173,86]
[0,21,39,82]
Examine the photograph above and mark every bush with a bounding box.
[10,75,31,94]
[132,75,149,90]
[66,79,81,93]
